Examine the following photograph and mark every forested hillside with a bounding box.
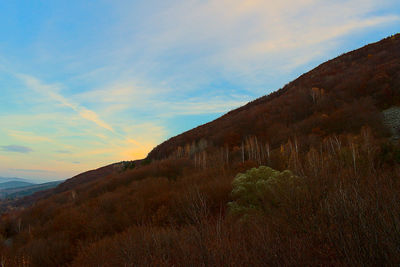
[0,34,399,266]
[149,34,400,160]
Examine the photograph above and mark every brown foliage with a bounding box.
[148,35,399,160]
[1,126,400,266]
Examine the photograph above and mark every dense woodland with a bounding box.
[0,34,400,266]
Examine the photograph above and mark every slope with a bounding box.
[2,160,141,211]
[148,34,400,160]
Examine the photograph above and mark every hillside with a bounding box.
[148,34,400,160]
[0,34,400,266]
[0,160,140,212]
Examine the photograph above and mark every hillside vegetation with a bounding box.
[149,34,399,160]
[0,34,400,266]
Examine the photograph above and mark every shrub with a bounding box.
[228,166,299,218]
[121,161,136,171]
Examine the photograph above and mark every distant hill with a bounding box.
[0,181,35,190]
[3,160,140,208]
[0,181,63,200]
[0,177,35,184]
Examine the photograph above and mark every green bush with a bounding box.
[228,166,299,218]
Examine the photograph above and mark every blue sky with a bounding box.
[0,0,399,181]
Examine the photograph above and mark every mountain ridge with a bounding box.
[0,181,34,190]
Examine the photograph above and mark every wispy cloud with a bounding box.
[1,145,33,153]
[73,81,252,116]
[10,168,52,173]
[104,0,399,89]
[160,96,251,116]
[55,150,72,154]
[17,74,114,132]
[8,130,53,143]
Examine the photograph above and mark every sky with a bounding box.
[0,0,399,181]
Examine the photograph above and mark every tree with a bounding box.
[228,166,299,218]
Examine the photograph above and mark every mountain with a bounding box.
[148,34,400,160]
[0,34,399,266]
[0,177,36,184]
[0,181,35,190]
[2,160,140,209]
[0,181,62,200]
[0,177,62,201]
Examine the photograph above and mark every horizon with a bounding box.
[1,0,399,181]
